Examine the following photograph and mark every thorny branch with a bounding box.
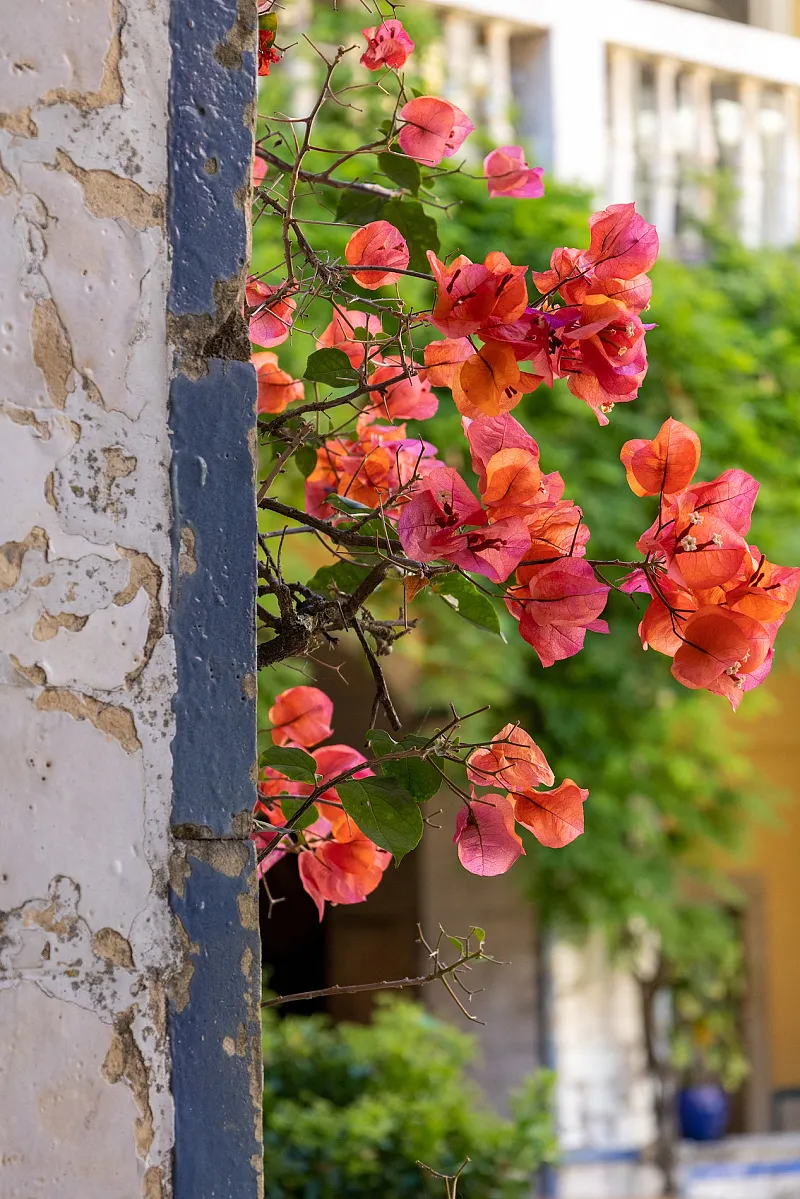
[261,925,496,1025]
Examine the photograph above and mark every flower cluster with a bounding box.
[398,411,610,665]
[254,690,589,908]
[423,203,659,426]
[622,419,800,708]
[457,724,588,875]
[305,414,440,519]
[255,686,391,918]
[303,309,442,517]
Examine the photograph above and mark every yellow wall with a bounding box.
[735,671,800,1089]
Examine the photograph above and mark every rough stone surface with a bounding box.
[0,1,258,1195]
[0,1,179,1192]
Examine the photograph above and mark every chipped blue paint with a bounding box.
[167,0,260,1193]
[170,362,256,834]
[170,855,262,1199]
[168,0,255,316]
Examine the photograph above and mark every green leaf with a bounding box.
[471,926,486,946]
[365,728,396,757]
[381,757,441,803]
[377,152,420,196]
[433,574,503,637]
[377,119,393,137]
[303,348,360,389]
[381,199,439,273]
[338,777,423,862]
[335,189,385,225]
[259,12,278,33]
[294,444,317,479]
[258,745,318,785]
[366,729,442,803]
[280,799,319,831]
[306,560,371,595]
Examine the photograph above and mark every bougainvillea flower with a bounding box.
[523,501,591,561]
[258,27,280,76]
[252,154,268,188]
[421,337,474,387]
[345,220,410,290]
[310,745,372,820]
[453,795,524,876]
[305,417,440,519]
[299,833,391,918]
[621,418,701,497]
[670,606,770,693]
[638,578,698,657]
[681,470,760,537]
[398,96,474,166]
[557,310,650,424]
[464,413,540,483]
[251,351,304,415]
[484,146,544,199]
[317,308,383,367]
[513,780,588,848]
[427,251,529,337]
[467,723,554,792]
[707,649,774,711]
[667,514,748,592]
[452,343,541,418]
[584,272,653,316]
[246,277,296,348]
[479,448,543,515]
[508,558,610,667]
[587,202,660,281]
[268,686,333,748]
[364,362,438,422]
[398,467,530,583]
[531,247,590,305]
[726,551,800,623]
[403,465,485,531]
[360,19,415,70]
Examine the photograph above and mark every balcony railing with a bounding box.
[416,0,800,248]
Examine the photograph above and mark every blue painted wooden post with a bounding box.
[167,1,261,1195]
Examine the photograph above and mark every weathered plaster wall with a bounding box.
[0,1,260,1195]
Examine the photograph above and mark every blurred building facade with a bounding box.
[414,0,800,251]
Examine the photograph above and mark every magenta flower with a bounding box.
[484,146,545,200]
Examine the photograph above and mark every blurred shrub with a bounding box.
[262,998,555,1198]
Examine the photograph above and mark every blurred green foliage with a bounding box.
[262,998,555,1198]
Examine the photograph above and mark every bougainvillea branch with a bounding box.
[250,7,799,920]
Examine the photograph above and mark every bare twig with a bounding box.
[261,925,492,1018]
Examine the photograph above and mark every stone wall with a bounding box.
[0,2,261,1196]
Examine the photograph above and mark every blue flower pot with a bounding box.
[678,1084,730,1141]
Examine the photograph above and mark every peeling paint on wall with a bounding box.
[0,0,180,1191]
[1,0,260,1191]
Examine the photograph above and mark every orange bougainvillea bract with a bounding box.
[621,418,800,709]
[345,220,410,290]
[251,350,304,415]
[398,96,474,166]
[360,19,415,70]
